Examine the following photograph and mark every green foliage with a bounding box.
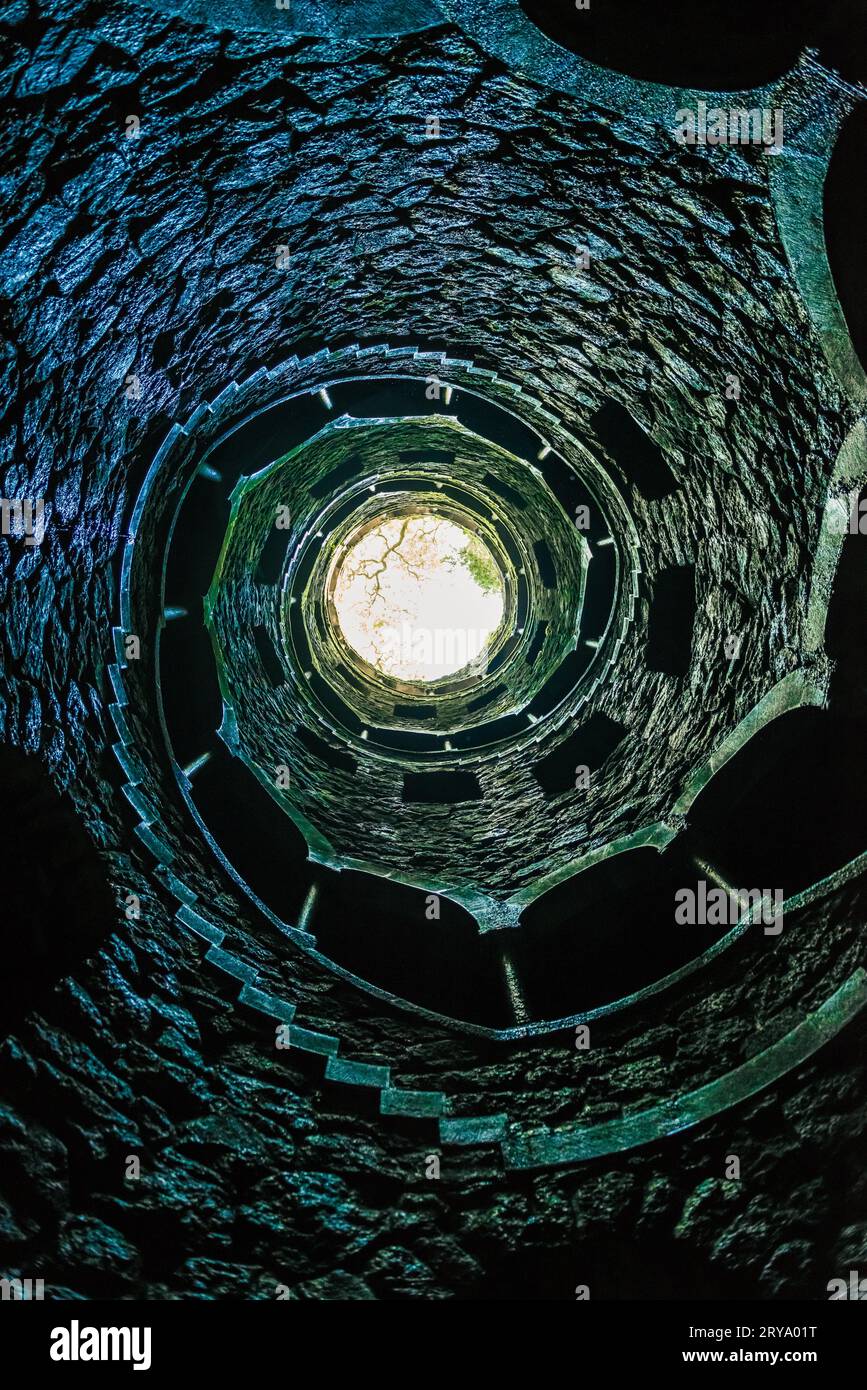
[459,542,501,594]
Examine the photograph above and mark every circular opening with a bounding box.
[330,513,506,682]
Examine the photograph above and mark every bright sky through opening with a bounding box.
[331,514,505,682]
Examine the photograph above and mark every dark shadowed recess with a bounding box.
[824,103,867,376]
[310,868,512,1026]
[684,706,867,897]
[402,769,482,803]
[158,615,223,768]
[826,485,867,713]
[515,842,730,1019]
[251,622,285,688]
[591,400,678,501]
[296,723,358,773]
[524,621,547,667]
[309,839,727,1030]
[309,454,365,499]
[520,0,867,89]
[646,564,695,677]
[527,648,590,718]
[466,1239,755,1301]
[578,537,616,639]
[467,1237,756,1300]
[532,710,626,797]
[532,537,557,587]
[188,742,312,925]
[255,525,291,585]
[331,377,547,466]
[393,701,438,720]
[681,521,867,893]
[0,747,115,1031]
